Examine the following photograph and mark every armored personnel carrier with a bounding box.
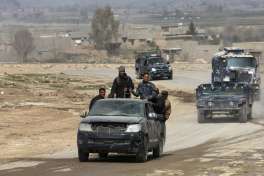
[211,47,261,100]
[196,82,254,123]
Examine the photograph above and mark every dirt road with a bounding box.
[0,64,264,176]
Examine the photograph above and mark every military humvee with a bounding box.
[196,82,254,123]
[135,50,173,80]
[211,47,261,101]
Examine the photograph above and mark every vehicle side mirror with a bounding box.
[157,114,165,121]
[167,61,170,64]
[80,111,88,118]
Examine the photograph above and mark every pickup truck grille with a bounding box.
[92,123,127,136]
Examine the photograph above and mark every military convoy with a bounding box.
[196,47,261,123]
[135,50,173,80]
[77,47,261,163]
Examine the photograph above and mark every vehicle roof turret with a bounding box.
[214,47,255,60]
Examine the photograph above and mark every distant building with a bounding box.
[68,32,91,46]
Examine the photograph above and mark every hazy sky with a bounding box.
[2,0,262,9]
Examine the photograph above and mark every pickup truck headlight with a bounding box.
[168,66,172,71]
[79,123,93,132]
[126,124,141,133]
[151,68,157,72]
[229,101,235,106]
[248,70,254,75]
[197,100,206,106]
[223,76,230,82]
[208,102,214,107]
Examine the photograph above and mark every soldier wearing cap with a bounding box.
[109,66,134,98]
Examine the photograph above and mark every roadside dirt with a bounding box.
[0,70,113,163]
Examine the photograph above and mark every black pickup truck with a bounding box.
[77,99,165,162]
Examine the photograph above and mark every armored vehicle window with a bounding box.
[148,57,165,64]
[227,57,257,68]
[200,84,247,96]
[89,100,145,117]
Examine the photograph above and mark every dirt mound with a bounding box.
[169,90,195,103]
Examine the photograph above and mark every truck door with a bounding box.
[146,104,160,146]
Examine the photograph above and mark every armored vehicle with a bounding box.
[211,47,261,100]
[77,99,165,162]
[196,82,253,123]
[135,50,173,80]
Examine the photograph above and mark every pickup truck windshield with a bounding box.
[89,101,145,117]
[227,57,257,68]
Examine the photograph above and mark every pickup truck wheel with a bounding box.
[239,104,248,123]
[153,137,164,158]
[198,110,206,123]
[99,153,108,159]
[206,111,213,119]
[136,136,148,163]
[78,149,89,162]
[247,105,253,119]
[168,73,173,80]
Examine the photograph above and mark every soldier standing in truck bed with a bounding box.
[109,66,134,98]
[134,72,158,100]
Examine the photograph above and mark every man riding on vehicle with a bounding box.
[109,66,134,98]
[152,90,171,121]
[134,72,158,100]
[89,88,106,110]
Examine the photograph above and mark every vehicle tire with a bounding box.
[99,153,108,159]
[206,111,213,119]
[136,136,149,163]
[168,73,173,80]
[198,110,206,123]
[247,105,253,119]
[78,149,89,162]
[153,137,164,158]
[239,104,248,123]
